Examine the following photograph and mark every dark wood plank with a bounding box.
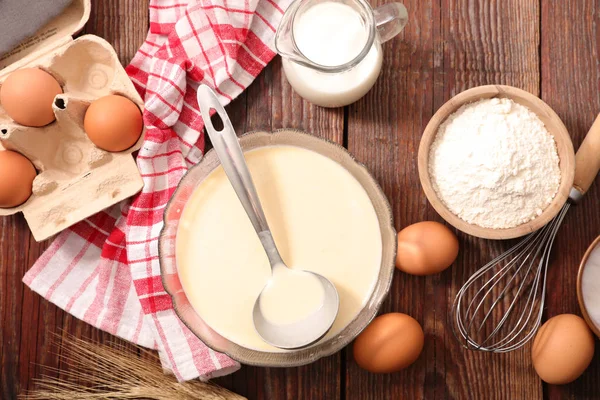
[541,1,600,399]
[215,55,344,400]
[0,0,148,397]
[345,0,543,399]
[1,216,32,399]
[84,0,150,66]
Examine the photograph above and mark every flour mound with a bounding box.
[428,98,561,229]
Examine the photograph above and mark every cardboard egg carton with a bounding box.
[0,0,145,241]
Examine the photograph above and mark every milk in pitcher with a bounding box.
[275,0,408,108]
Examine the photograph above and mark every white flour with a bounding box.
[428,98,561,229]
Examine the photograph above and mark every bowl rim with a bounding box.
[158,128,397,367]
[417,84,576,240]
[577,235,600,338]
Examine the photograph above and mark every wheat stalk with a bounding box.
[23,334,246,400]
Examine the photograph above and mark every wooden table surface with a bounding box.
[2,1,600,399]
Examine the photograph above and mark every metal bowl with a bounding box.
[158,129,397,367]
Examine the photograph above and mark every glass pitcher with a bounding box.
[275,0,408,108]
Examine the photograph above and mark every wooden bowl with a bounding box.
[577,235,600,337]
[418,85,575,240]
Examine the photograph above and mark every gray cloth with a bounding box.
[0,0,73,57]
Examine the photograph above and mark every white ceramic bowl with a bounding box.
[577,235,600,337]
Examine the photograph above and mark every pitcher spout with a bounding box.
[274,0,324,70]
[274,0,305,63]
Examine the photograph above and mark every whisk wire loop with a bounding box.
[451,203,571,353]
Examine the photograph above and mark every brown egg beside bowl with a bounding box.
[396,221,459,275]
[353,313,424,373]
[532,314,595,385]
[0,150,37,208]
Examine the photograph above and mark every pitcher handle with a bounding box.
[374,3,408,43]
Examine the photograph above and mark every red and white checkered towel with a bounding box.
[23,0,291,382]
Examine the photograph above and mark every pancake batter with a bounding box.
[176,145,382,351]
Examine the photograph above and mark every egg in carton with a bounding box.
[0,0,145,241]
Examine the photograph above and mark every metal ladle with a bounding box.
[197,85,340,349]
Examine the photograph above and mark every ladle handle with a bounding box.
[197,85,284,266]
[573,113,600,197]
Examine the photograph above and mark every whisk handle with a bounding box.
[573,113,600,199]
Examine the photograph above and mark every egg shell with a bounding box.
[532,314,595,385]
[0,150,37,208]
[396,221,459,275]
[0,68,62,127]
[84,95,143,152]
[353,313,424,373]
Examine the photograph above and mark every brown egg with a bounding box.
[84,95,143,152]
[532,314,595,385]
[0,68,62,127]
[353,313,424,373]
[396,221,459,275]
[0,150,36,208]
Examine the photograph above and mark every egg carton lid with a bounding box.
[0,0,90,75]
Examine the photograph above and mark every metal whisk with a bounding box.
[451,201,570,352]
[451,114,600,353]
